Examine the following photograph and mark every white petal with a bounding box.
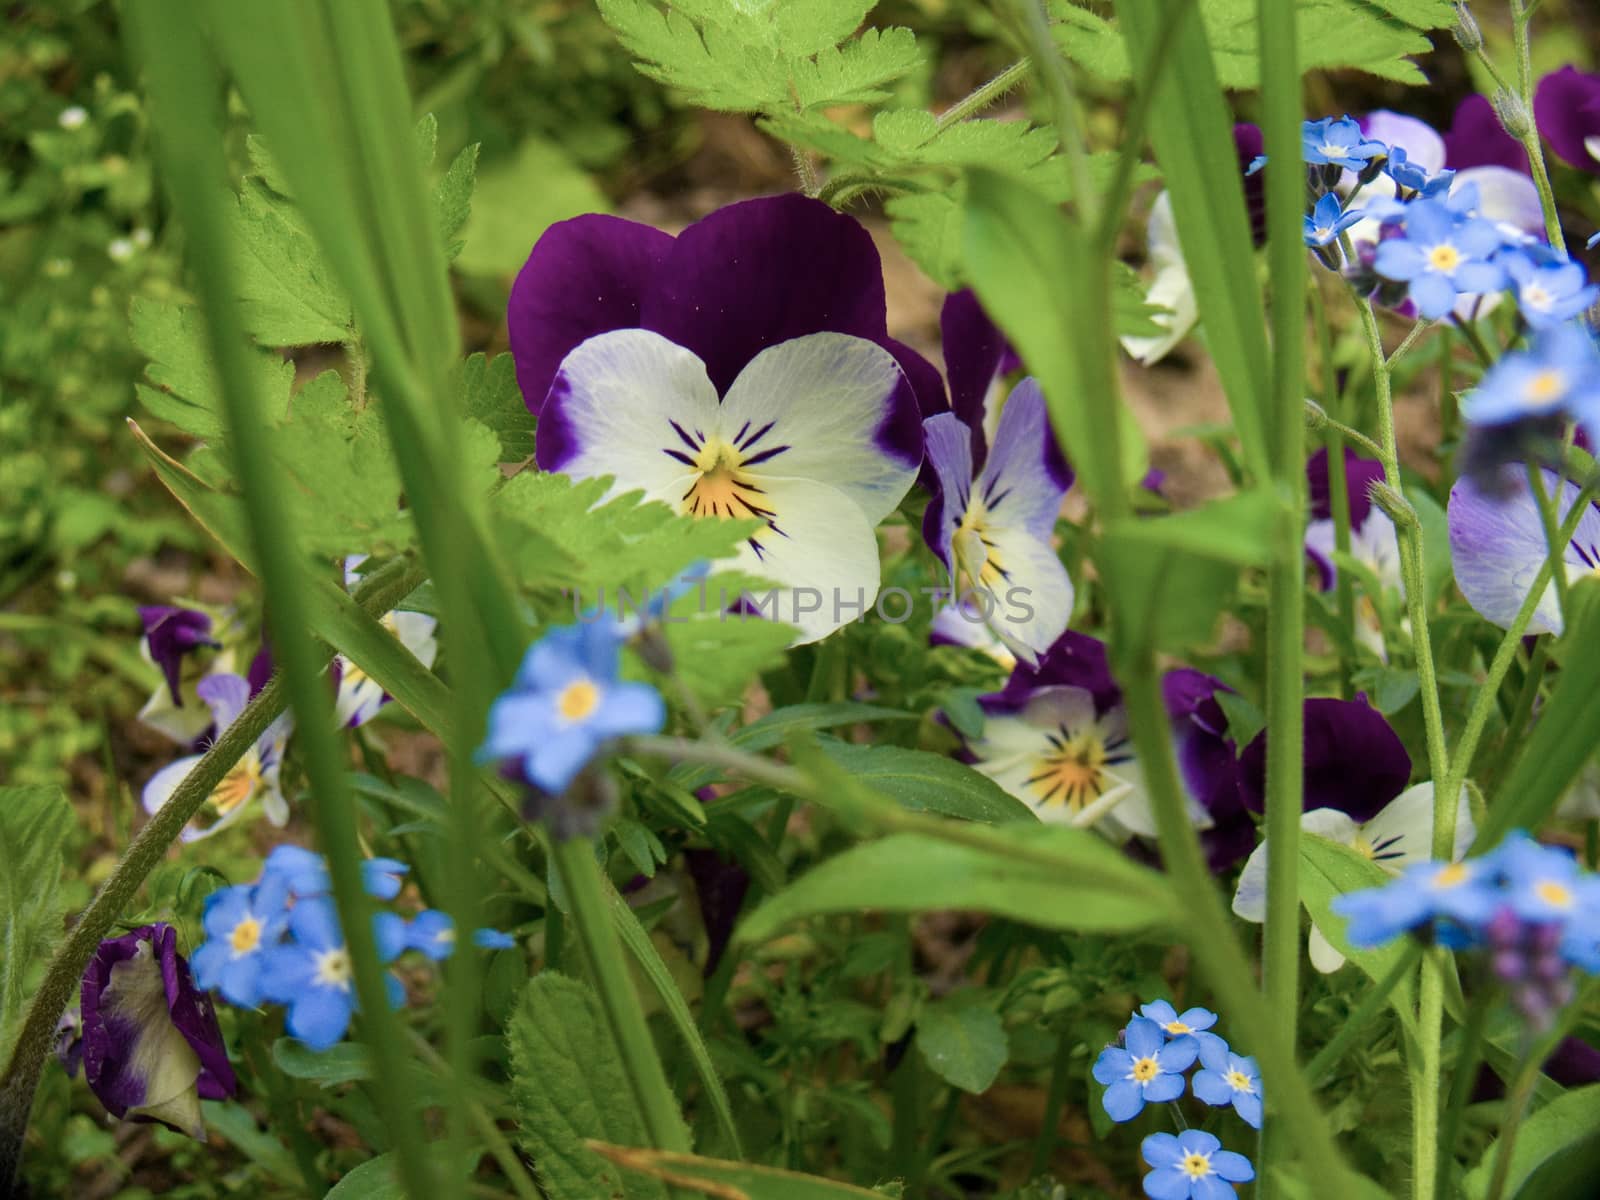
[1452,166,1544,238]
[1233,808,1358,922]
[1308,923,1348,973]
[143,755,204,817]
[976,523,1074,664]
[1121,192,1199,366]
[1363,781,1474,866]
[719,333,920,525]
[540,328,720,502]
[727,476,883,644]
[137,686,215,745]
[101,941,205,1139]
[1366,111,1446,174]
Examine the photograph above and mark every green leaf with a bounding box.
[131,298,295,439]
[588,1143,890,1198]
[0,785,70,1068]
[270,1038,372,1087]
[791,28,923,108]
[1298,834,1419,1039]
[324,1154,404,1199]
[233,176,353,345]
[455,136,607,277]
[672,702,915,791]
[507,972,673,1200]
[201,1100,301,1187]
[816,742,1038,824]
[916,996,1009,1093]
[459,353,537,464]
[1462,1083,1600,1200]
[887,190,965,290]
[1483,581,1600,846]
[433,142,479,260]
[738,827,1178,943]
[1055,0,1443,88]
[1214,690,1265,753]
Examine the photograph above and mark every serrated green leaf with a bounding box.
[792,27,923,109]
[433,142,479,260]
[1053,0,1442,88]
[507,972,673,1200]
[886,190,965,290]
[773,0,875,55]
[233,177,353,345]
[816,741,1037,824]
[0,785,70,1068]
[737,826,1178,943]
[268,372,412,555]
[916,996,1008,1093]
[459,352,537,464]
[597,0,787,111]
[131,298,294,439]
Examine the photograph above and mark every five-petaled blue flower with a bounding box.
[1332,857,1499,949]
[1303,193,1365,248]
[1384,146,1454,197]
[1372,197,1508,319]
[1138,1000,1228,1058]
[478,620,665,795]
[1141,1130,1256,1200]
[1499,250,1600,329]
[190,878,290,1007]
[1459,322,1600,431]
[1494,833,1597,925]
[1192,1041,1264,1129]
[1092,1016,1198,1122]
[1302,116,1386,170]
[259,897,400,1051]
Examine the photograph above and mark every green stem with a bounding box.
[1456,318,1496,369]
[1509,0,1567,255]
[1309,406,1387,462]
[1527,464,1571,624]
[928,58,1032,136]
[1434,981,1495,1200]
[1304,943,1423,1084]
[0,565,421,1193]
[1490,638,1549,793]
[1029,1031,1074,1176]
[1314,286,1358,672]
[550,836,689,1155]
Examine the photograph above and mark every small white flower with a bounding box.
[58,105,88,131]
[132,227,153,248]
[108,237,136,263]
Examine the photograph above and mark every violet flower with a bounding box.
[1443,94,1529,175]
[1449,466,1600,637]
[512,197,932,643]
[141,673,293,840]
[139,606,218,706]
[1237,695,1412,822]
[1535,67,1600,176]
[80,924,236,1139]
[1162,668,1254,872]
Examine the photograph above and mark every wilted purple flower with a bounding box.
[512,197,931,644]
[1534,67,1600,176]
[138,606,218,707]
[80,924,236,1139]
[1444,94,1529,175]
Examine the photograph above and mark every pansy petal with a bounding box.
[1308,922,1348,973]
[508,213,673,416]
[720,332,921,523]
[534,329,718,496]
[643,194,892,396]
[195,673,250,732]
[1445,94,1529,173]
[941,288,1012,438]
[142,755,204,818]
[1535,67,1600,174]
[1365,110,1446,174]
[1448,470,1581,636]
[921,412,975,571]
[1451,167,1544,238]
[976,379,1074,532]
[976,523,1074,664]
[1239,697,1411,821]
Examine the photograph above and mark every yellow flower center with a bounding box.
[211,753,263,816]
[1226,1069,1256,1094]
[1028,731,1109,812]
[1181,1152,1213,1179]
[314,946,353,991]
[1432,863,1470,889]
[1522,369,1567,409]
[229,916,262,956]
[682,439,773,524]
[1129,1056,1160,1082]
[557,678,601,722]
[1426,243,1463,272]
[1312,225,1333,242]
[953,506,1006,593]
[1165,1021,1193,1036]
[1536,880,1574,909]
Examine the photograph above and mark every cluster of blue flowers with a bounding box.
[192,845,514,1051]
[1333,831,1600,1028]
[1093,1001,1260,1198]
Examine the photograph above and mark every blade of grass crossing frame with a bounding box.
[126,9,437,1195]
[1110,0,1272,482]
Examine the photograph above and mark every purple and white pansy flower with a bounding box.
[142,673,293,840]
[136,603,236,745]
[921,378,1075,663]
[514,196,932,644]
[80,924,236,1140]
[1535,66,1600,177]
[333,556,438,728]
[1449,466,1600,638]
[1234,782,1473,972]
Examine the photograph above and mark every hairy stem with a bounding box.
[1509,0,1567,255]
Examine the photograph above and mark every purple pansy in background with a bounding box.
[1303,448,1401,652]
[142,673,293,840]
[1234,123,1267,245]
[939,288,1020,458]
[1234,782,1473,972]
[80,924,236,1139]
[1361,110,1447,187]
[136,604,235,746]
[1443,94,1529,175]
[1535,66,1600,175]
[921,379,1075,663]
[1162,669,1253,872]
[139,606,218,706]
[517,197,926,643]
[1238,695,1411,823]
[1449,466,1600,637]
[333,556,438,728]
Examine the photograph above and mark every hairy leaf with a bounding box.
[131,298,294,439]
[458,352,537,464]
[233,177,352,345]
[0,786,70,1070]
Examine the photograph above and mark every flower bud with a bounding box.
[1303,399,1330,432]
[1369,481,1419,530]
[1451,3,1483,53]
[1493,89,1532,140]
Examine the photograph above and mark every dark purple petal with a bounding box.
[884,336,949,423]
[1306,446,1385,525]
[508,213,675,416]
[139,606,217,706]
[1239,696,1411,822]
[1535,67,1600,175]
[1163,669,1248,858]
[1443,94,1530,174]
[941,289,1012,443]
[80,924,236,1133]
[641,194,891,396]
[980,629,1120,716]
[684,848,752,979]
[1234,123,1268,247]
[246,642,274,697]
